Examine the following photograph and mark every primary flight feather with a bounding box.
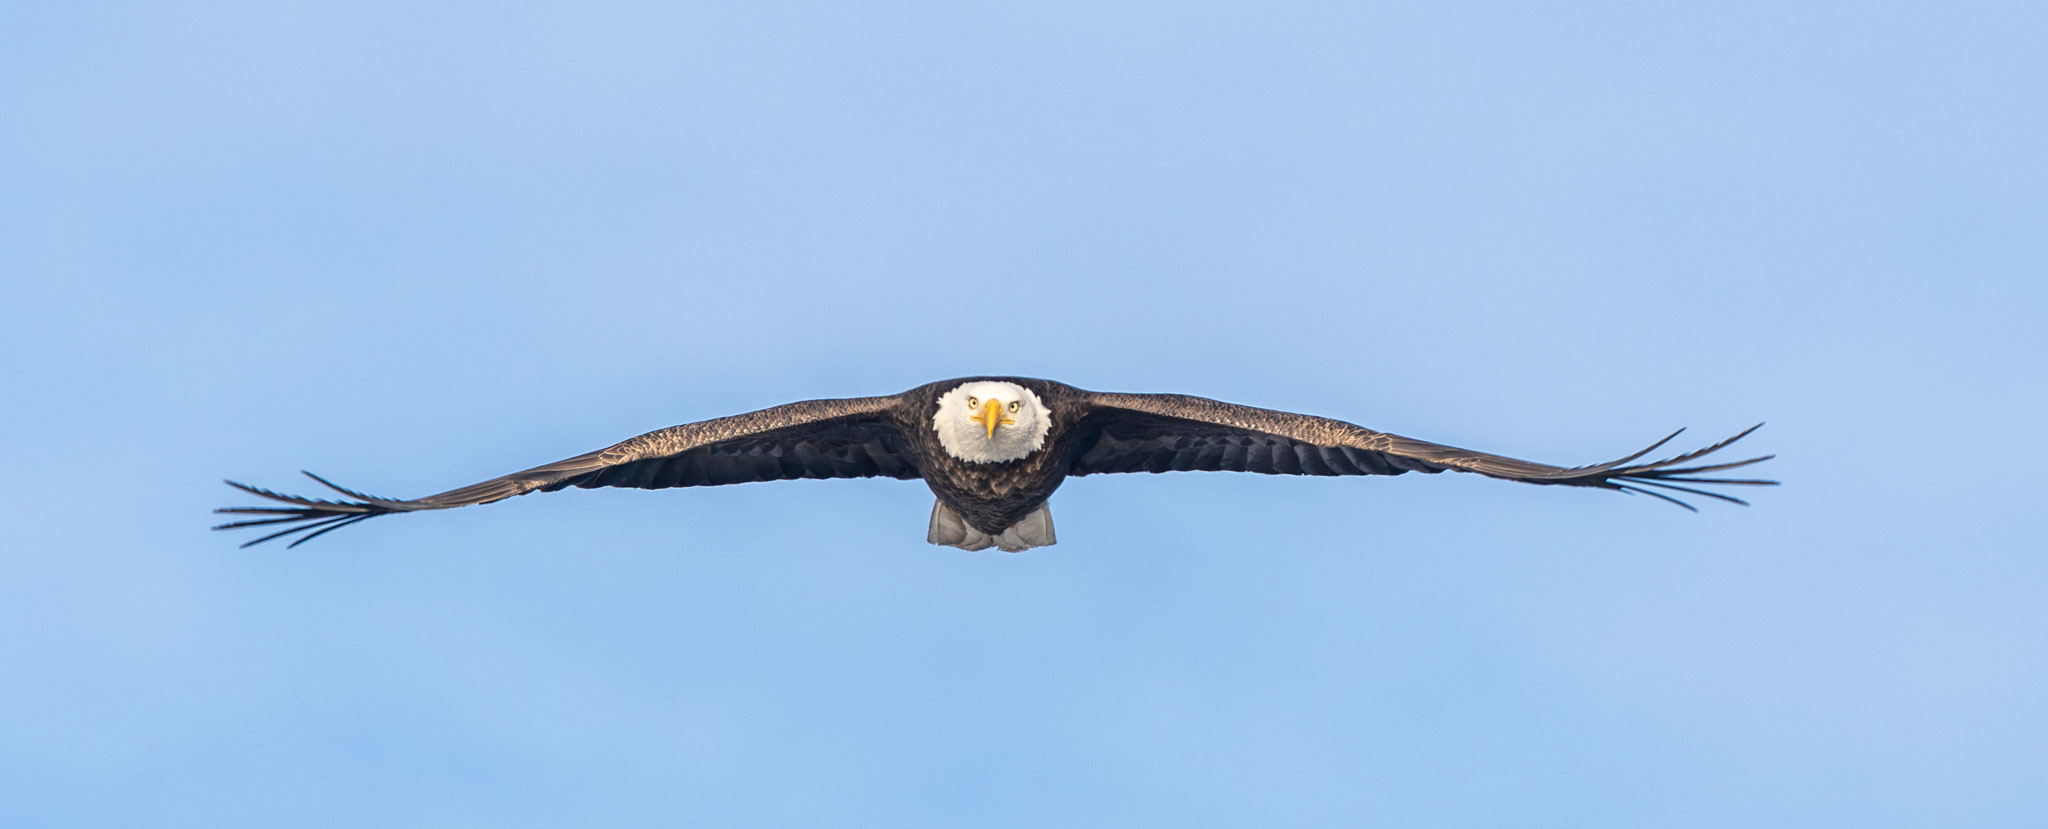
[217,377,1776,551]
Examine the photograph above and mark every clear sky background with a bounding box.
[3,2,2044,826]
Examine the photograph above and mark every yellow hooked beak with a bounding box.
[974,398,1015,439]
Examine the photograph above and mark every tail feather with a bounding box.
[927,500,1056,553]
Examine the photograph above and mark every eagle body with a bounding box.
[218,376,1775,552]
[903,378,1092,537]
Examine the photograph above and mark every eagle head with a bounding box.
[932,380,1052,463]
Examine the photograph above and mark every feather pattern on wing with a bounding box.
[1071,392,1775,509]
[215,395,916,547]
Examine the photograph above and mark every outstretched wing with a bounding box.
[1070,392,1775,508]
[216,395,919,548]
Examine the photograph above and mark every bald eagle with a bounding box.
[217,377,1775,552]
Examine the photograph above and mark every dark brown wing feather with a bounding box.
[215,395,917,548]
[1071,392,1774,509]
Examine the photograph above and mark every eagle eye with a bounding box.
[1008,400,1021,413]
[966,396,978,408]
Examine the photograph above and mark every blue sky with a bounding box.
[3,1,2045,826]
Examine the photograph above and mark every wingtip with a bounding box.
[302,469,345,494]
[222,479,276,499]
[1621,484,1702,512]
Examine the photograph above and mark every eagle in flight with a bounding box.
[218,377,1775,551]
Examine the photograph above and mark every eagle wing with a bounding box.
[1070,391,1775,508]
[216,395,918,548]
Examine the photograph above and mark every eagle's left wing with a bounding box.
[1070,391,1775,509]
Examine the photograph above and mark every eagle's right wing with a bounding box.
[216,395,919,548]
